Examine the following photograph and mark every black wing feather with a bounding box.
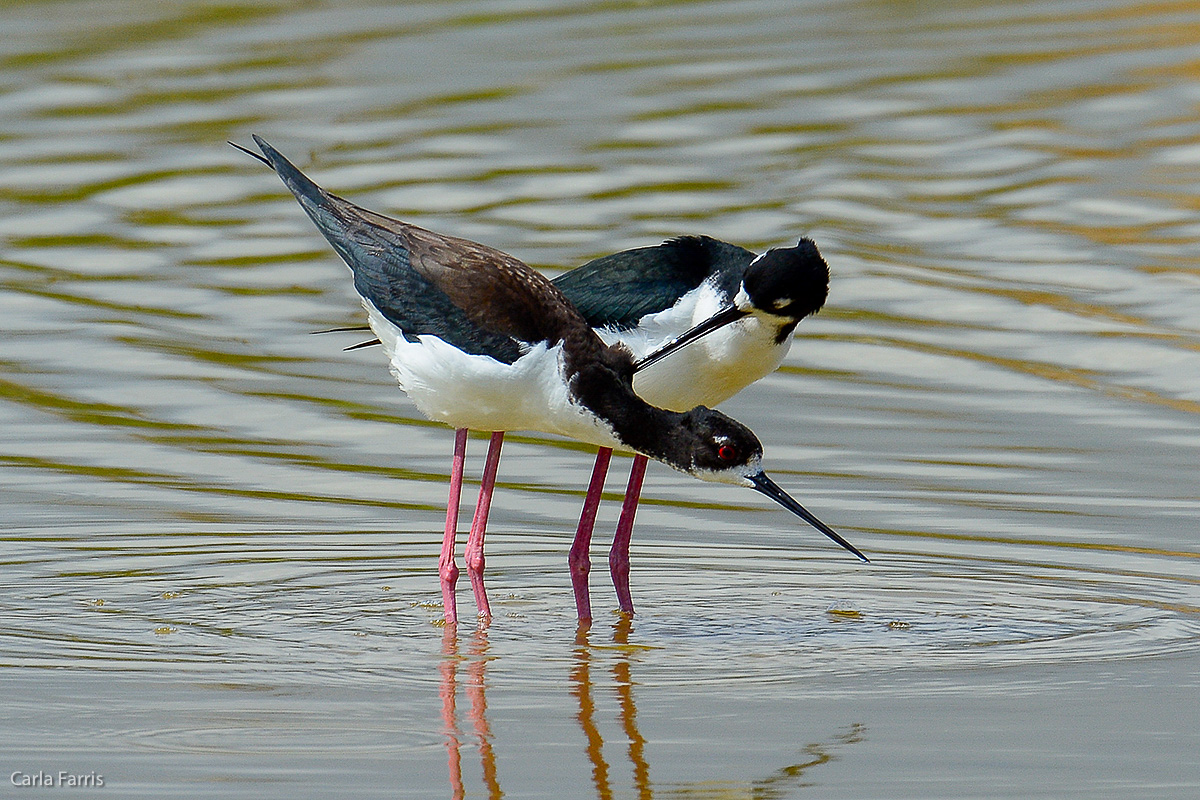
[243,136,523,363]
[342,224,523,362]
[554,236,756,330]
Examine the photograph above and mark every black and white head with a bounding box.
[634,237,830,373]
[673,406,766,485]
[736,237,829,321]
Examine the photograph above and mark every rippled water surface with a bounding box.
[3,0,1199,797]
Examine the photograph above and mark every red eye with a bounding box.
[718,444,738,462]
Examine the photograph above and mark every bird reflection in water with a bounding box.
[438,619,866,798]
[572,616,652,799]
[440,624,501,800]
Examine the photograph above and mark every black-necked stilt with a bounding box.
[556,234,830,384]
[551,235,835,616]
[233,136,866,624]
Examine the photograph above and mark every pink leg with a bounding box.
[609,454,648,616]
[440,428,469,625]
[465,431,504,621]
[569,447,613,621]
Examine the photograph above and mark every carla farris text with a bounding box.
[10,771,104,788]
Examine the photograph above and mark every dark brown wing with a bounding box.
[248,135,584,364]
[342,202,580,350]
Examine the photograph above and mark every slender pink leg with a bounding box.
[465,431,504,620]
[440,428,469,625]
[609,454,648,615]
[569,447,613,621]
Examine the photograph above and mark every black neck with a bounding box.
[562,333,692,469]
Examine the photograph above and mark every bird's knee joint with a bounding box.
[568,551,591,579]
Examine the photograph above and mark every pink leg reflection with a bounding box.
[612,616,650,796]
[467,630,501,799]
[439,625,464,800]
[570,621,613,798]
[569,447,613,621]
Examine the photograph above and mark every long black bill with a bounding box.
[747,471,869,563]
[633,305,749,372]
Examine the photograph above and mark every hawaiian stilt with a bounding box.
[552,235,835,615]
[233,136,866,624]
[556,235,830,390]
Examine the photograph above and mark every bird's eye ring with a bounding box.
[718,444,738,463]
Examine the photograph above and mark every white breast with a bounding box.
[595,279,792,411]
[363,301,624,448]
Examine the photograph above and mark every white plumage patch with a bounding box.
[690,454,763,486]
[596,277,793,411]
[363,301,623,448]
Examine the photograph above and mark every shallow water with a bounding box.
[2,0,1199,797]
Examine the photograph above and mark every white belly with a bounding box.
[595,281,792,411]
[364,302,624,448]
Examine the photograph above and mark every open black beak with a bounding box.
[633,305,749,372]
[747,471,869,562]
